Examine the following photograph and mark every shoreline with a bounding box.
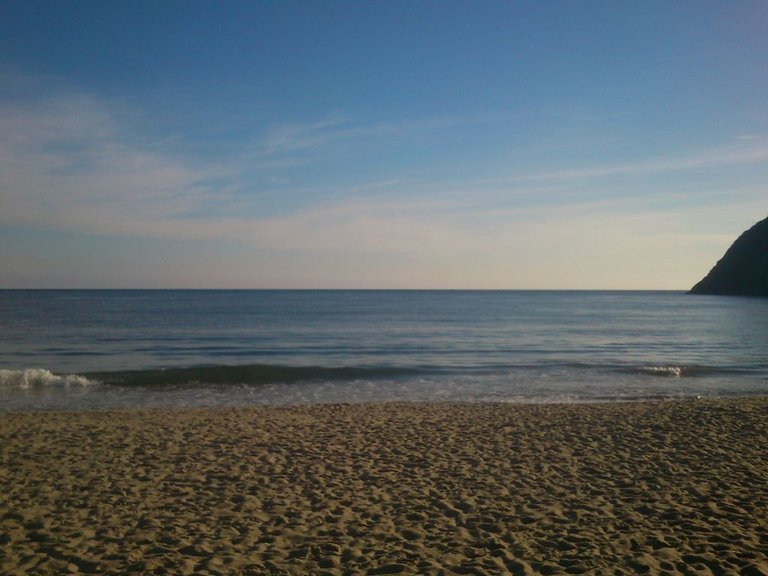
[6,390,768,415]
[2,398,767,575]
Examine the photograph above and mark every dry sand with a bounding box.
[1,399,767,575]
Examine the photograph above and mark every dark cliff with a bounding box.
[689,216,768,296]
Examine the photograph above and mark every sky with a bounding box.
[1,1,767,289]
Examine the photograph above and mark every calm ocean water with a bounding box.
[1,290,767,411]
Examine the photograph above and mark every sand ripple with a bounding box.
[1,399,767,575]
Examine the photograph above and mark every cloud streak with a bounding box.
[2,72,768,288]
[238,109,512,177]
[490,144,768,184]
[3,84,766,237]
[0,84,229,229]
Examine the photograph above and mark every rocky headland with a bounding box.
[690,216,768,296]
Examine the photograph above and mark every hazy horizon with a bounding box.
[1,1,767,290]
[0,287,695,292]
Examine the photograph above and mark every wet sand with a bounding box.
[1,399,767,575]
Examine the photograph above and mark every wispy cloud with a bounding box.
[242,111,496,167]
[254,115,350,157]
[492,144,768,183]
[3,70,768,288]
[69,194,758,289]
[0,79,233,231]
[3,80,767,240]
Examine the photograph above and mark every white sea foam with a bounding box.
[641,366,685,377]
[0,368,95,389]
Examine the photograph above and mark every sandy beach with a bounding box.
[1,399,767,575]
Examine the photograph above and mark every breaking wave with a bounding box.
[0,362,749,391]
[626,365,734,378]
[84,364,423,387]
[0,368,96,389]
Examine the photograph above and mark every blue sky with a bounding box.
[1,1,767,288]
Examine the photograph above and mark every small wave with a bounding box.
[85,363,422,388]
[630,365,720,378]
[0,369,96,389]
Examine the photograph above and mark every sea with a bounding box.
[1,290,767,411]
